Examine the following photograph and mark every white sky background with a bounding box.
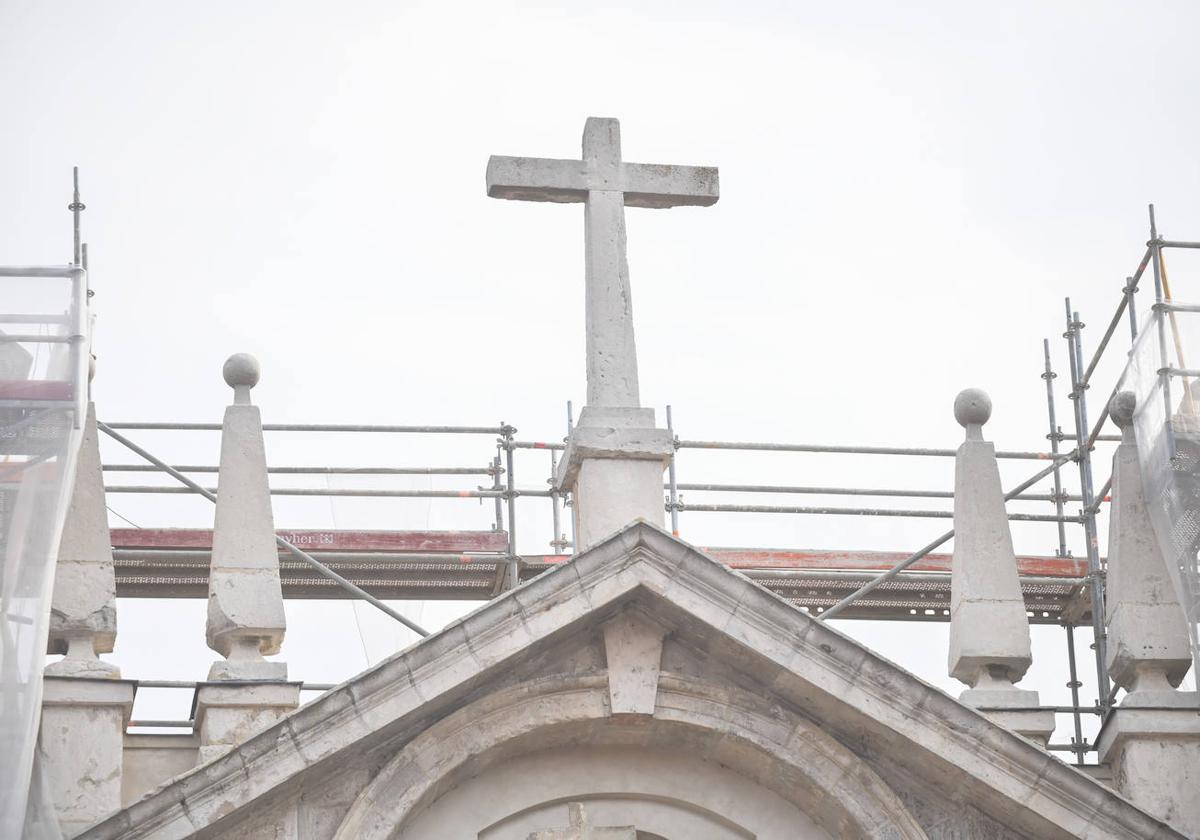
[4,0,1200,751]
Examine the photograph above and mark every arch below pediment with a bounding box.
[406,745,809,838]
[334,673,927,840]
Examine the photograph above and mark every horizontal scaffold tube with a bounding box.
[104,485,505,498]
[675,439,1055,459]
[96,422,430,637]
[102,485,553,499]
[672,502,1081,522]
[816,453,1075,620]
[102,464,495,476]
[102,421,506,434]
[670,482,1081,502]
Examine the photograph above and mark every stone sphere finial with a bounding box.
[1110,390,1136,429]
[954,388,992,429]
[223,353,261,390]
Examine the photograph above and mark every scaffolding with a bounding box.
[0,254,90,836]
[7,177,1198,774]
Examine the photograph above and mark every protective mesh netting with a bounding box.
[1126,303,1200,692]
[0,271,86,839]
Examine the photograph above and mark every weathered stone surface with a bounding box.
[1090,394,1200,837]
[121,734,199,807]
[961,686,1057,747]
[205,354,287,675]
[527,802,636,839]
[948,389,1034,689]
[40,677,135,837]
[947,390,1052,746]
[1096,701,1200,838]
[602,610,665,716]
[488,119,705,552]
[1105,391,1191,693]
[554,407,674,487]
[78,523,1185,840]
[46,403,118,677]
[194,681,300,764]
[487,117,717,406]
[555,406,671,551]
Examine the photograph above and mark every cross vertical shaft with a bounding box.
[487,117,718,550]
[487,117,718,410]
[583,120,638,406]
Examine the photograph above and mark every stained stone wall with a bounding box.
[200,627,1035,840]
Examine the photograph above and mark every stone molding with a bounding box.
[554,425,674,490]
[601,609,666,716]
[75,523,1185,840]
[333,672,927,839]
[41,675,137,713]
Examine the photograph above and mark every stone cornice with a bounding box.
[78,522,1183,840]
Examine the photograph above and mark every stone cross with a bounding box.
[528,803,636,840]
[487,117,718,408]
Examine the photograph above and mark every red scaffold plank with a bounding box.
[109,528,508,553]
[0,380,74,400]
[527,548,1087,579]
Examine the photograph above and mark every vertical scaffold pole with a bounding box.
[566,401,577,553]
[1063,300,1111,712]
[1043,338,1087,760]
[549,448,565,553]
[1064,623,1087,765]
[1125,276,1139,343]
[502,422,519,590]
[1042,340,1069,559]
[666,405,680,537]
[69,166,85,266]
[491,448,504,532]
[1149,206,1176,454]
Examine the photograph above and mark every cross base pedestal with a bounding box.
[554,407,673,552]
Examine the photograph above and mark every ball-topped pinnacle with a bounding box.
[954,388,992,428]
[222,353,261,390]
[1109,390,1136,429]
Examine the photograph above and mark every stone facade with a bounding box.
[35,119,1199,839]
[74,525,1184,839]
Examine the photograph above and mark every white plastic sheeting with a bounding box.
[0,268,87,839]
[1126,301,1200,693]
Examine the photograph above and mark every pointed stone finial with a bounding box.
[205,353,286,680]
[948,389,1052,743]
[1097,389,1200,840]
[1104,391,1191,697]
[45,403,118,677]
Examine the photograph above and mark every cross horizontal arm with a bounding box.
[487,156,588,203]
[487,156,719,208]
[622,162,719,208]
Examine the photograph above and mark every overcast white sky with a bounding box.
[4,0,1200,751]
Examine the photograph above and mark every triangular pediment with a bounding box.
[80,522,1181,840]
